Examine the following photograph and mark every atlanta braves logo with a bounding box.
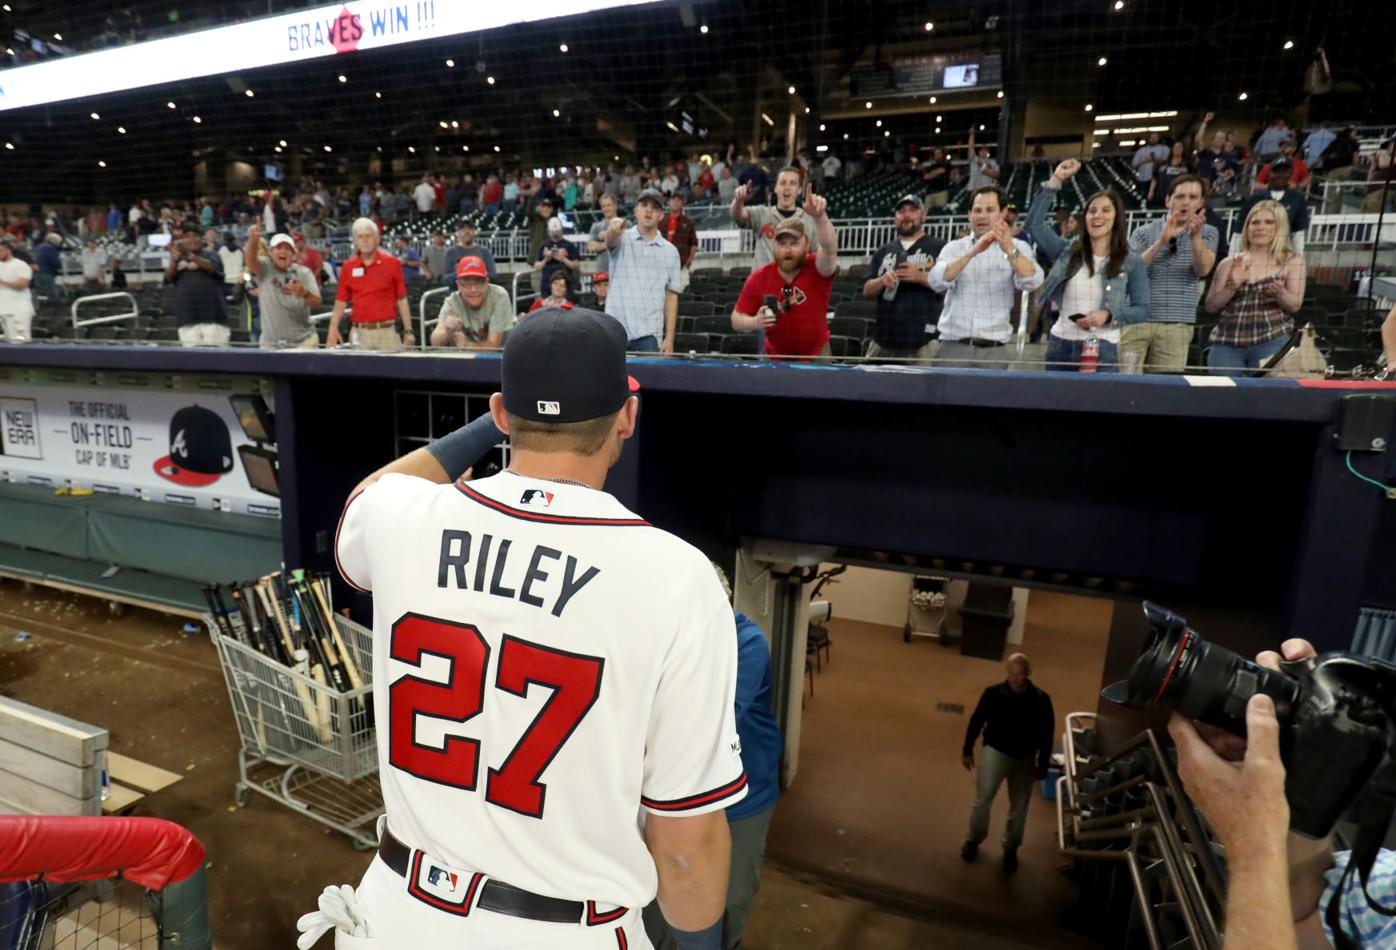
[171,428,188,459]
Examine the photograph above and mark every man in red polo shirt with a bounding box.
[731,184,838,358]
[328,217,414,350]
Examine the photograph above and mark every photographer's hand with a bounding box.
[1171,695,1296,950]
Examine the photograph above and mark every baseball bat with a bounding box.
[202,585,238,644]
[300,572,363,691]
[265,576,337,739]
[256,578,329,742]
[279,574,348,694]
[227,585,269,658]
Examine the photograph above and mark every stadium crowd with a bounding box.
[1,116,1393,376]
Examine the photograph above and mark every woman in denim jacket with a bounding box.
[1026,159,1150,372]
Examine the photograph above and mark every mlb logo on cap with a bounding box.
[152,406,233,487]
[537,401,561,416]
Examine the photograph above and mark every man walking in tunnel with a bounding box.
[961,652,1055,872]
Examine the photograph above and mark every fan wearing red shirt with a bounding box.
[293,232,324,289]
[328,217,414,350]
[732,183,838,358]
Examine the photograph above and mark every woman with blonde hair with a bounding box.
[1203,200,1305,373]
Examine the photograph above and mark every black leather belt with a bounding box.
[378,830,585,923]
[942,338,1006,348]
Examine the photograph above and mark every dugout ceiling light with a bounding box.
[1283,40,1294,50]
[865,101,872,109]
[884,130,890,137]
[3,142,12,150]
[487,75,496,85]
[1238,91,1248,100]
[997,91,1004,98]
[117,126,126,134]
[52,33,61,41]
[818,123,825,131]
[166,101,176,109]
[451,120,460,128]
[979,124,985,130]
[924,21,934,31]
[1098,56,1108,66]
[324,145,332,152]
[1085,103,1094,111]
[936,115,942,122]
[408,146,416,153]
[788,85,796,94]
[559,43,569,53]
[1113,1,1124,9]
[930,96,937,104]
[842,133,849,140]
[89,112,99,120]
[192,115,202,123]
[493,145,501,152]
[446,58,455,67]
[935,126,941,132]
[337,74,347,83]
[274,146,282,152]
[2,5,10,11]
[463,145,469,152]
[699,24,708,33]
[278,139,287,146]
[97,160,105,167]
[375,91,382,99]
[245,89,254,97]
[552,110,560,117]
[435,146,441,152]
[875,119,882,127]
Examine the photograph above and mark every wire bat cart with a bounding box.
[205,576,382,850]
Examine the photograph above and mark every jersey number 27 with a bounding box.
[388,612,604,819]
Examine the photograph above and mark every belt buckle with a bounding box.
[405,848,485,917]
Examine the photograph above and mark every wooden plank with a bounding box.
[0,696,108,765]
[106,752,182,795]
[100,782,144,815]
[0,769,98,815]
[0,737,100,798]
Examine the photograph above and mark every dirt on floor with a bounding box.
[0,580,1097,949]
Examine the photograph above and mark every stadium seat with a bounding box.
[673,332,715,354]
[826,335,865,358]
[835,300,876,319]
[719,334,757,355]
[692,315,731,336]
[828,317,873,341]
[677,300,718,317]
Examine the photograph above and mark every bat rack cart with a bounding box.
[209,612,382,849]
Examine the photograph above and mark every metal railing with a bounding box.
[417,286,449,349]
[70,291,138,334]
[1058,712,1226,950]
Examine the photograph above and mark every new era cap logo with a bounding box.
[520,489,554,508]
[537,401,560,416]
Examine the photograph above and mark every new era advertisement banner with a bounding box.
[0,370,279,518]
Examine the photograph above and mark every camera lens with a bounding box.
[1103,602,1301,735]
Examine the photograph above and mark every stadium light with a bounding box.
[166,101,176,109]
[435,146,442,152]
[337,74,347,83]
[278,139,287,146]
[3,142,12,150]
[875,119,882,127]
[323,145,332,152]
[818,123,825,131]
[445,58,455,67]
[553,109,561,118]
[1,5,9,11]
[274,146,282,152]
[245,89,255,97]
[117,126,126,134]
[864,101,872,109]
[559,43,569,53]
[935,126,941,133]
[1283,40,1294,50]
[375,91,381,98]
[97,160,105,167]
[842,133,849,140]
[487,76,496,85]
[788,85,796,95]
[1113,0,1124,8]
[699,24,708,34]
[494,145,501,152]
[439,121,448,128]
[936,115,942,122]
[804,107,810,114]
[884,130,890,137]
[408,146,416,153]
[1085,104,1094,112]
[997,91,1004,98]
[376,146,382,152]
[761,113,775,126]
[90,112,100,120]
[1098,56,1108,66]
[929,96,937,104]
[53,33,62,41]
[192,115,202,123]
[979,124,985,130]
[1238,91,1248,100]
[924,22,934,31]
[463,145,469,152]
[816,145,828,152]
[451,120,459,128]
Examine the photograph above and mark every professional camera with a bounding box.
[1102,601,1396,838]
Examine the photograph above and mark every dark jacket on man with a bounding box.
[963,680,1055,768]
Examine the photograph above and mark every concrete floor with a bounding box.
[0,581,1109,948]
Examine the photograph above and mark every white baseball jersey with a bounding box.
[336,471,746,911]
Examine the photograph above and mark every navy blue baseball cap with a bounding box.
[502,308,639,423]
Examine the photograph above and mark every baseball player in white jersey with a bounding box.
[326,307,746,950]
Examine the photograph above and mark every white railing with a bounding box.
[417,286,449,350]
[71,292,138,334]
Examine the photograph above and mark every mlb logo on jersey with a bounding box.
[407,850,482,916]
[537,400,561,416]
[520,489,555,508]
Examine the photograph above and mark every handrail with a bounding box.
[418,286,450,350]
[71,292,138,333]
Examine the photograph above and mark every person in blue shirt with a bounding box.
[645,568,783,950]
[32,233,62,300]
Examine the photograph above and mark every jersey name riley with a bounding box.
[436,529,600,618]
